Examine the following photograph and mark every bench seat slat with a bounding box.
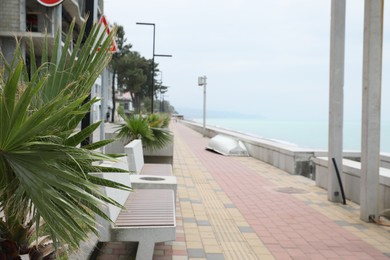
[116,221,175,227]
[115,189,175,228]
[117,214,175,219]
[118,211,174,215]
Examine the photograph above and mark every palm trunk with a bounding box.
[0,240,20,259]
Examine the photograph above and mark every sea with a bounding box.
[191,118,390,153]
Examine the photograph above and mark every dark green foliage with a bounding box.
[116,107,172,151]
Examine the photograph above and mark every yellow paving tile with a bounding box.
[185,241,203,248]
[185,235,202,242]
[204,245,223,254]
[201,238,219,245]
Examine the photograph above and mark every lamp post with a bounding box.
[198,76,207,137]
[136,22,172,113]
[158,71,163,112]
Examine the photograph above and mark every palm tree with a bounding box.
[0,20,129,259]
[115,107,172,151]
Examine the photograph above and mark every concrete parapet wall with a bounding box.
[312,157,390,210]
[143,141,174,164]
[181,120,327,177]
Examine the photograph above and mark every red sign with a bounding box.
[98,16,118,53]
[37,0,64,7]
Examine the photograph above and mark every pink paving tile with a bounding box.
[161,249,173,256]
[298,245,320,254]
[292,238,310,247]
[172,250,187,255]
[308,241,331,250]
[272,251,294,260]
[303,253,328,260]
[318,249,340,258]
[260,236,280,245]
[286,248,306,257]
[262,244,286,252]
[279,240,298,249]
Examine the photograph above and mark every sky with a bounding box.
[104,0,390,121]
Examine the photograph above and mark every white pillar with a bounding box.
[100,67,108,144]
[328,0,346,202]
[203,76,207,137]
[360,0,383,222]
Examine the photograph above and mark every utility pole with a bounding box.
[198,76,207,137]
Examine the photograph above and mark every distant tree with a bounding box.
[109,24,163,115]
[116,51,149,112]
[139,59,159,112]
[109,24,132,122]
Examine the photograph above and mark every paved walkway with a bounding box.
[96,122,390,259]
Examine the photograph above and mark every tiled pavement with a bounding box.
[95,122,390,259]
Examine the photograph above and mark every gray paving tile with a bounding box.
[197,220,211,226]
[335,220,350,226]
[187,248,205,258]
[206,253,225,260]
[183,217,196,223]
[351,223,367,230]
[238,226,254,233]
[191,199,202,204]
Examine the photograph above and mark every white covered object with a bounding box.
[206,134,249,156]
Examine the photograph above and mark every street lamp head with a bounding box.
[154,54,173,58]
[198,76,206,86]
[136,22,155,26]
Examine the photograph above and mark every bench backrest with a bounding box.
[90,172,131,241]
[124,139,144,174]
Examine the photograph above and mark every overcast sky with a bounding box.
[104,0,390,121]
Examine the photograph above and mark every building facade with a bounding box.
[0,0,105,63]
[0,0,114,133]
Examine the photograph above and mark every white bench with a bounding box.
[92,172,176,260]
[124,140,178,201]
[99,142,178,202]
[124,139,173,176]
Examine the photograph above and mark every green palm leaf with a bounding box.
[116,107,173,151]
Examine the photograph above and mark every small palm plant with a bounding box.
[116,106,172,151]
[0,20,129,259]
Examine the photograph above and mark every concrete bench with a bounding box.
[92,172,176,260]
[98,155,177,202]
[124,139,173,176]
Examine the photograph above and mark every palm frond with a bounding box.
[116,109,172,151]
[0,19,127,256]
